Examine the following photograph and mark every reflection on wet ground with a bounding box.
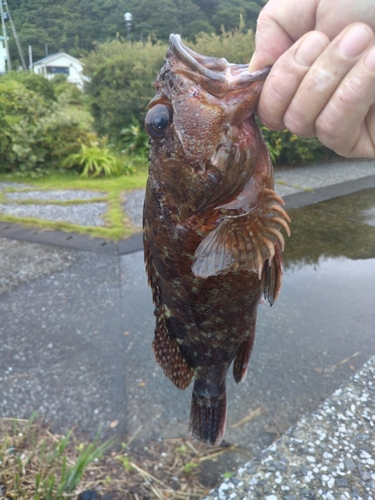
[284,188,375,267]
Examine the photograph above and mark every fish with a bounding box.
[143,34,290,445]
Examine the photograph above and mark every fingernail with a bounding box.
[248,53,256,72]
[338,24,373,58]
[365,45,375,71]
[295,32,328,66]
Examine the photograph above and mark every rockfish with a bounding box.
[143,35,290,445]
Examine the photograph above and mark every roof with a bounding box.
[32,52,81,67]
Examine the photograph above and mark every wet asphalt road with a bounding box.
[0,186,375,477]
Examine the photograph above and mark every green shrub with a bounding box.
[83,38,166,142]
[261,125,337,165]
[119,116,149,156]
[62,141,134,177]
[192,18,255,63]
[1,71,57,102]
[0,77,95,175]
[0,79,47,173]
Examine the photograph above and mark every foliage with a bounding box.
[261,125,337,165]
[8,0,266,64]
[0,71,57,101]
[0,75,94,175]
[192,17,255,63]
[0,79,49,174]
[83,38,166,142]
[119,115,149,156]
[62,140,133,178]
[0,415,115,500]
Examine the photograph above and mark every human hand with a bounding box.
[249,0,375,158]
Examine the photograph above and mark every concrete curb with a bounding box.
[0,174,374,254]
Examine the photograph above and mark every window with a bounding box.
[46,66,69,75]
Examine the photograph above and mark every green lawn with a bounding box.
[0,167,149,241]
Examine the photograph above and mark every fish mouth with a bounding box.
[169,34,270,98]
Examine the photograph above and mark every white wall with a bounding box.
[0,39,6,73]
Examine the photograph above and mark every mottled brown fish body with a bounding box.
[144,35,290,445]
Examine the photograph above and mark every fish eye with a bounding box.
[145,104,172,138]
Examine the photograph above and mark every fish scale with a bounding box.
[143,34,290,445]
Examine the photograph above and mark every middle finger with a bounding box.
[284,23,375,137]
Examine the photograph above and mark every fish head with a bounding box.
[145,34,270,221]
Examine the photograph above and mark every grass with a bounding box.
[0,165,149,241]
[0,415,245,499]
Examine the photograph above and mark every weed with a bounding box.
[62,143,133,178]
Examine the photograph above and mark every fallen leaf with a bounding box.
[349,365,355,370]
[124,331,130,336]
[110,420,119,428]
[314,367,323,373]
[138,381,146,387]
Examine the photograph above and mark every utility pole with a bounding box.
[3,0,27,70]
[0,0,11,71]
[28,44,32,71]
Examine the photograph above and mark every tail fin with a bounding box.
[189,388,227,445]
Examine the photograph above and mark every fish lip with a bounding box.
[169,33,227,97]
[168,34,271,98]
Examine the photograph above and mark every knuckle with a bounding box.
[283,110,313,138]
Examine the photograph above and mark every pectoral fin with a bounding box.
[192,188,290,279]
[262,241,284,306]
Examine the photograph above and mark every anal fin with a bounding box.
[192,188,290,279]
[153,310,194,390]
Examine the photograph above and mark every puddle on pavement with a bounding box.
[284,187,375,266]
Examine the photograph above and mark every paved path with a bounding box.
[0,159,374,494]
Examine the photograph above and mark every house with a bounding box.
[0,36,7,74]
[32,52,87,90]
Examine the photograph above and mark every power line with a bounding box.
[1,0,27,71]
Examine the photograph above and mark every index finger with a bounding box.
[249,0,318,71]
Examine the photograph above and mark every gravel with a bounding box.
[0,182,32,190]
[205,355,375,500]
[0,202,108,226]
[122,189,145,228]
[0,237,74,296]
[5,190,106,201]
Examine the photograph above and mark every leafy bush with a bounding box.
[83,38,166,142]
[62,140,134,177]
[0,71,57,102]
[260,125,337,165]
[0,76,94,175]
[192,18,255,63]
[119,116,149,156]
